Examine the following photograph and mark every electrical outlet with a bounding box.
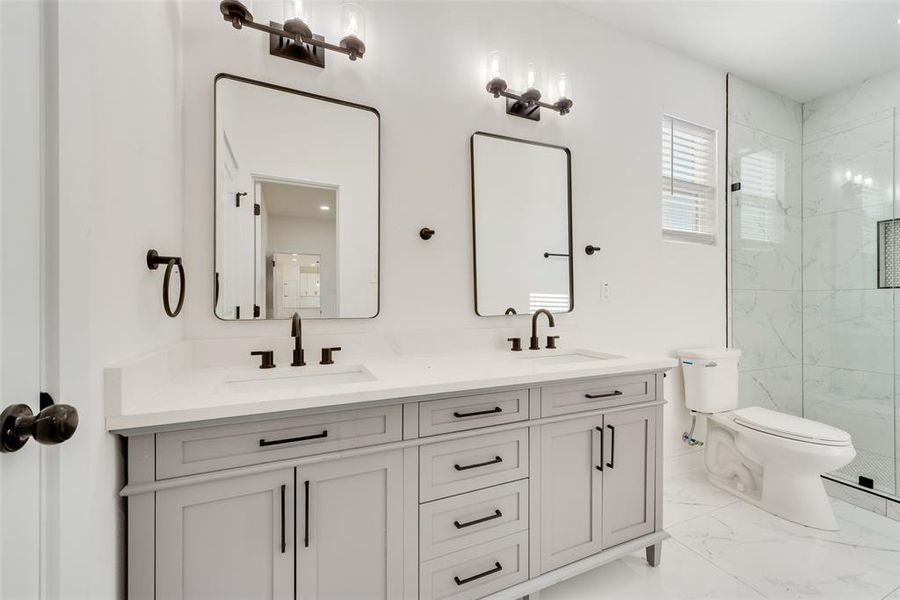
[601,282,610,302]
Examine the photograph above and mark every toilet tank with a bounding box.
[677,348,741,413]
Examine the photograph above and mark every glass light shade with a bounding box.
[525,62,542,92]
[555,73,572,101]
[487,51,506,81]
[341,3,365,40]
[284,0,311,23]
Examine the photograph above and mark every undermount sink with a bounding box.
[522,350,623,366]
[225,366,376,393]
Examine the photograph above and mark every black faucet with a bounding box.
[530,309,556,350]
[291,312,305,366]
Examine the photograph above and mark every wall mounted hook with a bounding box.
[420,227,435,240]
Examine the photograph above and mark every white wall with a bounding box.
[45,2,727,595]
[181,0,727,459]
[50,1,184,597]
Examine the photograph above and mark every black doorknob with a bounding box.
[1,402,79,453]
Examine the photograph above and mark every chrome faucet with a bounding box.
[291,312,305,366]
[530,309,556,350]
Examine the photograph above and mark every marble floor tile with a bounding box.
[541,538,766,600]
[669,499,900,599]
[663,468,740,528]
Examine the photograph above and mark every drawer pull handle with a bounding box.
[454,509,502,529]
[280,484,286,554]
[454,562,503,586]
[454,455,502,471]
[453,406,502,419]
[259,430,328,447]
[584,390,623,399]
[607,424,616,469]
[595,426,604,471]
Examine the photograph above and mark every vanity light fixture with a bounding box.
[219,0,366,68]
[484,52,573,121]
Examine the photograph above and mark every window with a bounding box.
[661,116,717,243]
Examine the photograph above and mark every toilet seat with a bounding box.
[732,406,851,447]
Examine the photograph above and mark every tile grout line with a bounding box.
[665,532,772,599]
[881,584,900,600]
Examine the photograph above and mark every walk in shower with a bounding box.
[727,70,900,501]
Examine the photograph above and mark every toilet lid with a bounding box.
[732,407,852,446]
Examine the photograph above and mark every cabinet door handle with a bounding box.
[454,455,502,471]
[585,390,623,399]
[595,426,604,471]
[606,424,616,469]
[303,480,310,548]
[454,562,503,586]
[454,509,502,529]
[453,406,502,419]
[259,430,328,447]
[280,484,286,554]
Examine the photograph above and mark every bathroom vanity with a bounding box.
[109,349,674,599]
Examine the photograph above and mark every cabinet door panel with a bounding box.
[539,416,603,573]
[602,406,657,548]
[299,450,404,600]
[156,469,294,600]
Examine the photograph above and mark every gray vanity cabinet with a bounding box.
[298,450,405,600]
[538,405,659,574]
[538,415,605,573]
[601,406,657,548]
[126,369,669,600]
[155,469,295,600]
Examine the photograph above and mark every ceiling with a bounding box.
[261,181,336,221]
[567,1,900,102]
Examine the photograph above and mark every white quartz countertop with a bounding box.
[105,348,677,434]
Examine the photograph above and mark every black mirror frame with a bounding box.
[212,73,381,321]
[470,131,574,317]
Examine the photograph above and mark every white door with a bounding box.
[1,1,48,598]
[298,450,405,599]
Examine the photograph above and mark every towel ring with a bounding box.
[147,249,185,318]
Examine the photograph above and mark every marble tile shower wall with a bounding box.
[728,76,804,418]
[801,69,899,496]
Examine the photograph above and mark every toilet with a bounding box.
[678,347,856,531]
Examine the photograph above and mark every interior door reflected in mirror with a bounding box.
[214,75,379,320]
[471,132,573,317]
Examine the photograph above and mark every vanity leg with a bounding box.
[645,542,662,567]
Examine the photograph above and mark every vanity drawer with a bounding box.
[419,390,529,437]
[420,480,528,561]
[419,531,528,600]
[156,405,403,479]
[541,373,656,417]
[419,429,528,502]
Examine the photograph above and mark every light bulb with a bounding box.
[845,170,853,181]
[525,62,541,92]
[864,177,873,187]
[341,3,365,39]
[488,51,506,81]
[853,174,863,185]
[284,0,310,22]
[556,73,572,101]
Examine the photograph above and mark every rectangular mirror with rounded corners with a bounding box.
[471,132,573,316]
[214,74,379,320]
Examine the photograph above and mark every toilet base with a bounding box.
[704,415,853,531]
[706,470,838,530]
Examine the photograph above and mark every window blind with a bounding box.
[661,116,717,243]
